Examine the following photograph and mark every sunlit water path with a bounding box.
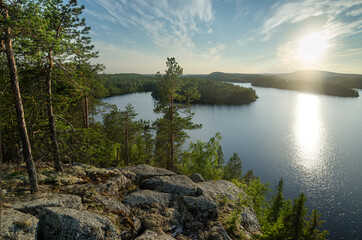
[96,84,362,239]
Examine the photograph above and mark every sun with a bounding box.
[297,33,328,62]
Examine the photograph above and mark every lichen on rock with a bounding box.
[2,163,261,240]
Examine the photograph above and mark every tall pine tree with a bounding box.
[154,57,201,171]
[1,0,38,192]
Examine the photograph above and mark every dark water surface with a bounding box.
[97,84,362,239]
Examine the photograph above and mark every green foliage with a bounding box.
[223,153,243,181]
[102,104,145,166]
[267,178,285,222]
[152,76,258,105]
[217,145,224,168]
[252,78,359,97]
[181,133,223,180]
[256,186,329,240]
[219,157,329,240]
[100,73,156,97]
[153,57,201,170]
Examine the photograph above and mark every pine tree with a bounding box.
[217,145,224,169]
[285,193,308,240]
[120,104,138,166]
[306,210,329,240]
[223,153,242,181]
[153,57,201,171]
[1,0,38,192]
[139,120,154,165]
[268,178,285,222]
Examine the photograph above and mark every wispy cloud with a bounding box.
[92,41,226,74]
[347,7,362,16]
[87,0,213,52]
[261,0,362,40]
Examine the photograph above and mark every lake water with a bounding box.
[96,84,362,239]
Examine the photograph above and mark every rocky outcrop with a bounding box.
[37,207,119,240]
[141,175,202,196]
[13,194,83,216]
[2,163,261,240]
[1,209,39,240]
[123,190,172,209]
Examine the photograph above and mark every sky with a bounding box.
[81,0,362,75]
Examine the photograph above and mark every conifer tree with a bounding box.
[0,0,38,192]
[217,145,224,169]
[120,103,138,166]
[223,153,242,181]
[285,193,308,240]
[154,57,201,171]
[268,178,285,222]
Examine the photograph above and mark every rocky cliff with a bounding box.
[1,163,261,240]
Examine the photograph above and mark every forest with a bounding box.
[100,73,258,105]
[1,1,328,239]
[251,78,359,97]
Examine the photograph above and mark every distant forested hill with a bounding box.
[190,70,362,89]
[252,78,359,97]
[98,73,156,97]
[277,70,362,89]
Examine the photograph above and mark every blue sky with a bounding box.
[81,0,362,74]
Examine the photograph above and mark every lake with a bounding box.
[96,84,362,239]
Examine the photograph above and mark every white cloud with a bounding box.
[86,0,221,73]
[347,7,362,16]
[89,0,214,53]
[261,0,362,39]
[92,41,226,74]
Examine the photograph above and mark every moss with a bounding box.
[14,219,33,229]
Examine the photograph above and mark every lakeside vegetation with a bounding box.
[99,73,156,97]
[100,73,258,104]
[252,78,359,97]
[192,71,362,97]
[1,1,328,239]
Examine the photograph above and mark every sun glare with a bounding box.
[295,94,322,169]
[298,33,328,62]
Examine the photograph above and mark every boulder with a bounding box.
[241,207,262,235]
[135,230,175,240]
[1,209,39,240]
[118,215,142,240]
[13,194,83,216]
[141,175,202,197]
[98,174,133,198]
[189,173,205,183]
[95,194,131,214]
[121,164,176,183]
[198,223,232,240]
[182,195,217,221]
[197,180,245,203]
[123,190,172,210]
[133,208,173,234]
[37,207,119,240]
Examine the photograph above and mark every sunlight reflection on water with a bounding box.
[291,93,333,195]
[294,94,322,169]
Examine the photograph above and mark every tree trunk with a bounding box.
[143,126,150,165]
[0,104,3,232]
[46,49,63,172]
[169,97,175,171]
[125,117,130,166]
[84,95,89,129]
[1,0,39,192]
